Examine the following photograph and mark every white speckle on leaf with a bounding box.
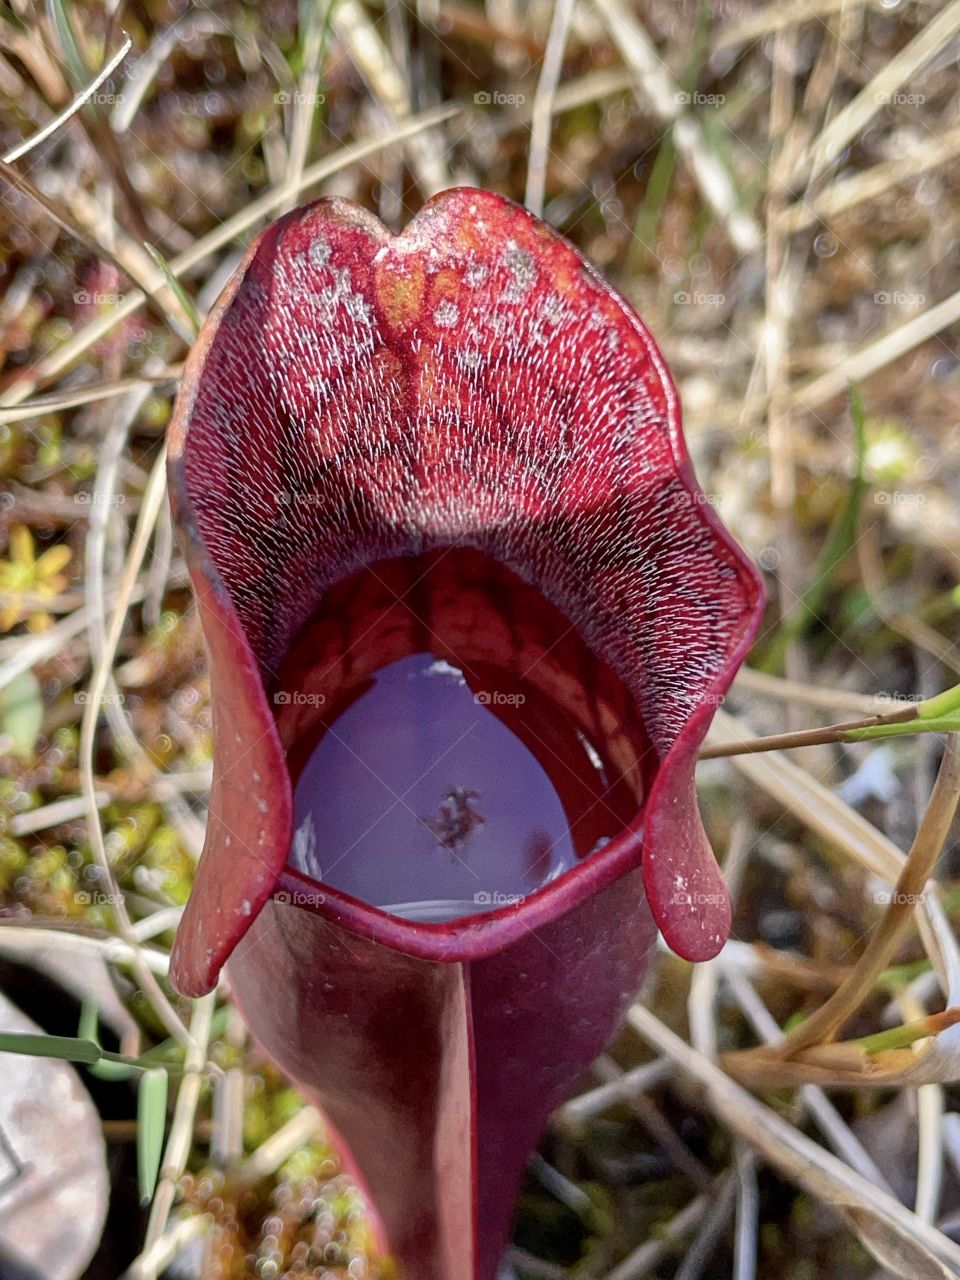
[434,300,459,328]
[309,238,331,269]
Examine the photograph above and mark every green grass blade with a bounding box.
[137,1067,169,1205]
[0,1032,103,1064]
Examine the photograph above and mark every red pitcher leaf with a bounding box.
[167,187,763,1278]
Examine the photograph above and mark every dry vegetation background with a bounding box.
[3,0,960,1277]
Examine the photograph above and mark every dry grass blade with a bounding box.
[235,1107,324,1187]
[781,125,960,234]
[0,104,459,409]
[707,708,960,1022]
[629,1005,960,1280]
[792,286,960,410]
[714,0,890,51]
[524,0,577,216]
[798,0,960,183]
[78,447,191,1049]
[122,1214,208,1280]
[332,0,450,196]
[733,666,911,715]
[0,370,180,426]
[591,0,761,254]
[138,993,216,1266]
[716,729,960,1089]
[2,32,131,162]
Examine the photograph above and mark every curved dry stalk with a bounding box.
[772,734,959,1056]
[0,370,180,426]
[140,992,216,1255]
[0,104,459,409]
[524,0,577,216]
[732,667,912,716]
[2,33,132,162]
[700,701,918,759]
[630,1004,960,1280]
[79,446,192,1049]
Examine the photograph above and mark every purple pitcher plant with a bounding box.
[166,187,763,1279]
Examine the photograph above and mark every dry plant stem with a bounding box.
[707,708,960,1000]
[332,0,450,196]
[141,992,216,1257]
[524,0,577,215]
[630,1005,960,1280]
[714,0,891,50]
[280,0,326,214]
[0,922,173,977]
[79,446,192,1050]
[592,1057,713,1191]
[798,0,960,182]
[781,124,960,234]
[591,0,761,254]
[235,1106,324,1186]
[733,667,908,716]
[749,735,960,1063]
[122,1213,209,1280]
[0,370,181,425]
[0,160,191,337]
[0,105,459,409]
[733,1145,759,1280]
[792,285,960,411]
[899,986,946,1226]
[721,965,891,1187]
[763,25,799,629]
[1,33,131,162]
[558,1057,672,1128]
[603,1178,731,1280]
[699,703,919,759]
[673,1175,738,1280]
[857,529,960,681]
